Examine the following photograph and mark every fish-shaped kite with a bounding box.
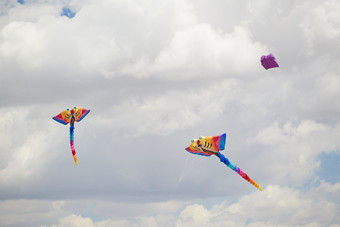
[53,107,90,165]
[261,54,279,70]
[185,133,262,191]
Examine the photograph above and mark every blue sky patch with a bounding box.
[316,152,340,183]
[17,0,24,4]
[61,7,76,18]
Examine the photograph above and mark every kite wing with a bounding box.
[185,133,226,156]
[52,109,71,125]
[74,107,90,122]
[261,54,279,70]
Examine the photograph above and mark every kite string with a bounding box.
[178,153,203,185]
[218,152,262,191]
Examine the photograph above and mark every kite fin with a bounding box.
[216,133,226,151]
[200,133,226,151]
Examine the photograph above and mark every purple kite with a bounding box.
[261,54,279,70]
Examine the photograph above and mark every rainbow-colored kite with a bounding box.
[53,107,90,165]
[186,133,262,191]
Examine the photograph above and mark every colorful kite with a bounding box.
[53,107,90,165]
[261,54,279,70]
[185,133,262,191]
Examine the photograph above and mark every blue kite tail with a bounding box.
[69,125,75,141]
[218,152,230,166]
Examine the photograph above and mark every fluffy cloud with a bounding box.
[121,24,266,78]
[0,0,266,81]
[0,106,60,187]
[2,182,338,226]
[254,120,340,186]
[94,79,236,136]
[299,0,340,55]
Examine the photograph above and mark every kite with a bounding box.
[52,107,90,165]
[261,54,279,70]
[185,133,262,191]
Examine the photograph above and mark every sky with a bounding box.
[0,0,340,226]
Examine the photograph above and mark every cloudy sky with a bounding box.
[1,0,340,226]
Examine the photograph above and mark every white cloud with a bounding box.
[176,204,211,227]
[121,24,266,79]
[93,79,236,136]
[0,20,46,69]
[0,132,48,185]
[297,72,340,119]
[52,214,96,227]
[254,120,340,185]
[0,199,67,226]
[0,0,266,80]
[0,106,64,187]
[299,0,340,54]
[2,183,338,226]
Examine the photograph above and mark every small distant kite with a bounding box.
[53,107,90,165]
[261,54,279,70]
[185,133,262,191]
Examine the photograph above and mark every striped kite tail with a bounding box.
[218,153,262,191]
[69,125,78,165]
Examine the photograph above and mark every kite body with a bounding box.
[186,133,226,156]
[261,54,279,70]
[53,107,90,125]
[53,107,90,165]
[185,133,262,191]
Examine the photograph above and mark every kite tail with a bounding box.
[218,152,262,191]
[69,125,78,165]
